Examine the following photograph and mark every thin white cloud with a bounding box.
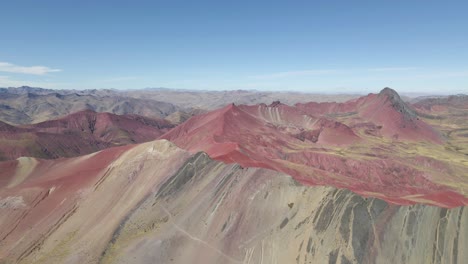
[0,62,61,75]
[420,70,468,78]
[0,75,65,88]
[367,67,418,72]
[349,70,468,82]
[251,69,337,79]
[243,82,280,87]
[97,76,138,83]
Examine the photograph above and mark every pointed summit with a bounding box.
[377,87,417,120]
[355,88,443,143]
[378,87,399,97]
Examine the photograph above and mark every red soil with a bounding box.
[160,89,466,208]
[0,160,19,187]
[0,110,174,160]
[0,144,135,250]
[296,88,443,143]
[312,118,360,145]
[356,90,442,143]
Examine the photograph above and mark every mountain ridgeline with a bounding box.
[0,87,467,264]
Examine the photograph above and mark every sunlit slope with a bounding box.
[0,140,466,264]
[161,89,468,207]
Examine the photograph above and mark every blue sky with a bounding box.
[0,0,467,94]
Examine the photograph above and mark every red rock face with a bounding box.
[0,110,175,160]
[161,88,467,208]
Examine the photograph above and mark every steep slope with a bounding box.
[161,89,467,207]
[0,110,174,160]
[0,140,466,264]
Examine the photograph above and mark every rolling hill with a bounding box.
[0,110,174,160]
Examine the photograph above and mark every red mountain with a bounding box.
[0,110,174,160]
[0,89,466,263]
[296,87,443,143]
[161,88,465,207]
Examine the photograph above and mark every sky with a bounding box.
[0,0,467,94]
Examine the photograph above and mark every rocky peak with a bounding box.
[378,87,417,119]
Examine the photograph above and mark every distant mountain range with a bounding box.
[0,87,180,125]
[0,86,362,125]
